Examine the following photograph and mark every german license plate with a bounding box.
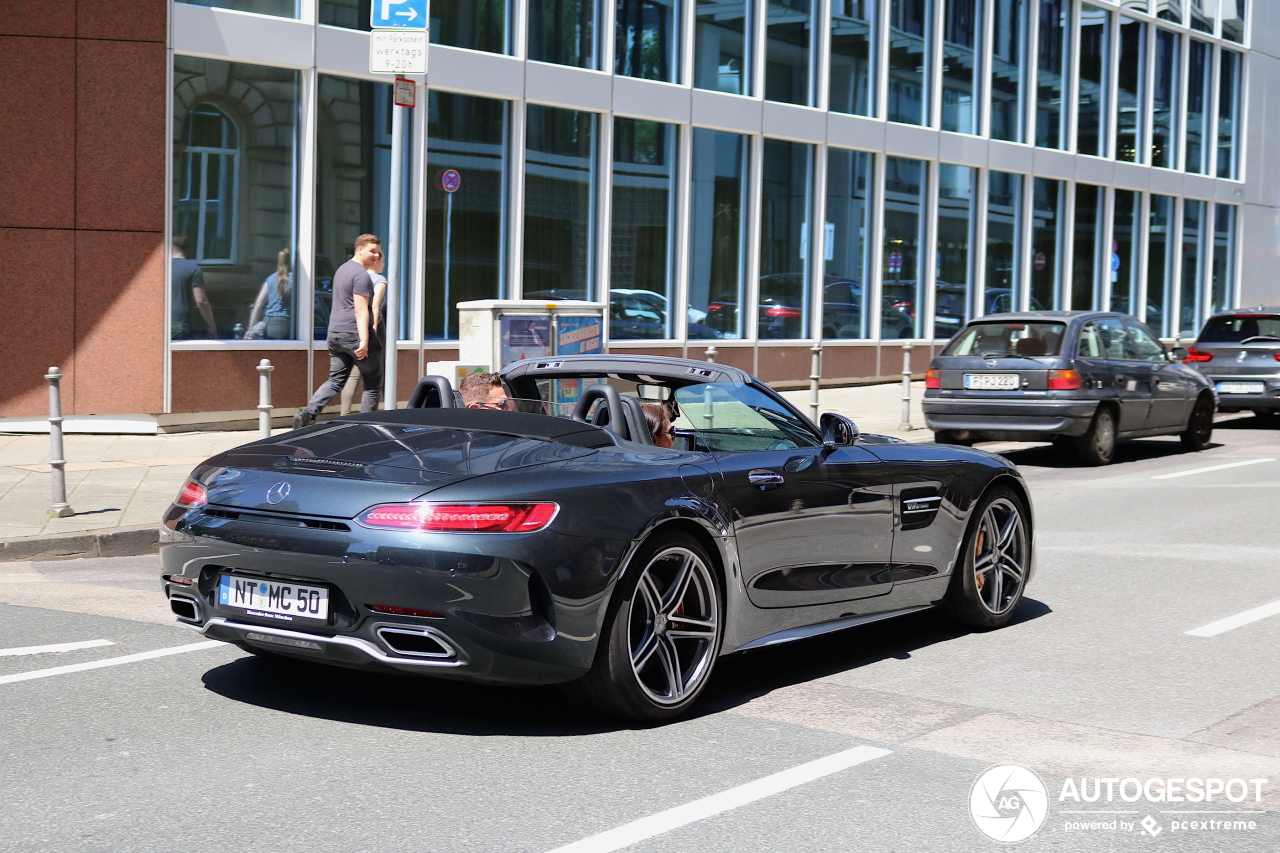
[218,574,329,623]
[964,373,1019,390]
[1216,381,1265,395]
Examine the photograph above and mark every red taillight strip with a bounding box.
[357,502,560,533]
[175,479,207,508]
[1183,347,1214,363]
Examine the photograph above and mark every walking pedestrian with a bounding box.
[170,236,217,339]
[339,246,388,415]
[244,247,293,339]
[293,234,384,428]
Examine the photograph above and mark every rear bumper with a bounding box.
[923,397,1098,439]
[1199,376,1280,411]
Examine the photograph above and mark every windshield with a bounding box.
[673,383,818,451]
[942,321,1067,358]
[1197,314,1280,344]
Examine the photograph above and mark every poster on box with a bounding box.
[499,316,551,367]
[556,316,603,356]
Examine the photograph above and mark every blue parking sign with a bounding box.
[371,0,427,29]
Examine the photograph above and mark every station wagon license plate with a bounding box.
[218,574,329,623]
[1216,381,1265,395]
[964,373,1019,390]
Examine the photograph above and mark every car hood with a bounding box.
[199,421,599,518]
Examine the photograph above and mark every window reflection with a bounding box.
[695,1,753,95]
[765,0,816,106]
[1112,190,1141,315]
[1146,194,1176,335]
[426,93,509,340]
[889,0,933,126]
[529,0,597,68]
[1035,0,1069,150]
[1155,1,1183,23]
[1221,0,1245,43]
[830,1,876,117]
[1152,30,1180,168]
[758,139,814,339]
[990,0,1027,142]
[883,156,927,337]
[1181,199,1206,337]
[824,149,874,339]
[1185,39,1213,173]
[1211,205,1237,316]
[1077,5,1109,157]
[523,106,596,298]
[1116,17,1145,163]
[611,119,679,340]
[616,0,680,82]
[1217,49,1241,179]
[1072,184,1103,310]
[689,129,749,339]
[941,0,979,135]
[182,0,297,18]
[433,0,511,53]
[1189,0,1214,33]
[987,171,1024,311]
[1031,178,1064,310]
[173,57,299,341]
[936,164,976,340]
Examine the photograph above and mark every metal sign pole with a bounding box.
[384,101,403,410]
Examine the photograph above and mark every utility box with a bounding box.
[426,361,489,386]
[457,299,607,371]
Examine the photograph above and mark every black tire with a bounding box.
[934,431,973,447]
[1180,395,1215,450]
[1074,407,1117,466]
[943,486,1031,631]
[563,532,723,722]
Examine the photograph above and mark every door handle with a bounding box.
[748,469,784,489]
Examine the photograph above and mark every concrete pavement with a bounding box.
[0,381,933,560]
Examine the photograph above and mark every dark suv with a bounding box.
[1184,308,1280,420]
[923,311,1216,465]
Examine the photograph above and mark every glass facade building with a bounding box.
[158,0,1263,410]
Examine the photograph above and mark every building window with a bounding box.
[1031,177,1065,310]
[182,0,297,19]
[1210,204,1237,316]
[1221,1,1245,43]
[1155,1,1183,24]
[987,171,1024,311]
[523,105,597,298]
[830,1,876,117]
[1035,0,1069,150]
[942,0,980,135]
[318,1,368,30]
[427,92,510,340]
[758,139,815,339]
[431,1,511,53]
[889,0,933,126]
[1146,193,1176,335]
[689,128,750,339]
[173,57,299,341]
[824,148,874,339]
[694,0,753,95]
[1185,39,1213,174]
[883,156,928,337]
[1072,184,1104,310]
[765,0,817,106]
[1112,189,1142,315]
[528,0,598,68]
[1116,17,1145,163]
[616,0,680,82]
[936,164,976,339]
[1152,29,1180,169]
[1217,49,1241,179]
[990,0,1028,142]
[1180,198,1207,337]
[1077,5,1109,157]
[315,76,392,343]
[610,118,679,340]
[1189,0,1214,33]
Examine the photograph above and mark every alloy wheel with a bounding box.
[970,498,1028,616]
[626,547,720,706]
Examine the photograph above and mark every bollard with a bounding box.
[704,345,717,363]
[45,367,74,518]
[897,343,913,432]
[256,359,274,439]
[809,341,823,423]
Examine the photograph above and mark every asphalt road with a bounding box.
[1,416,1278,853]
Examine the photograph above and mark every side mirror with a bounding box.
[820,413,860,449]
[1170,346,1188,361]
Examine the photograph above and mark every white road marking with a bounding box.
[1186,600,1280,637]
[0,641,225,686]
[0,639,115,658]
[544,745,892,853]
[1152,458,1275,480]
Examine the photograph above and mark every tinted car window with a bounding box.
[1198,314,1280,343]
[941,322,1067,357]
[673,382,819,451]
[1126,323,1168,362]
[1079,318,1133,360]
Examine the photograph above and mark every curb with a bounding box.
[0,523,159,564]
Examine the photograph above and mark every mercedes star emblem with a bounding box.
[266,482,291,504]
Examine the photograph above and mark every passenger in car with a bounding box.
[642,403,675,449]
[459,372,509,410]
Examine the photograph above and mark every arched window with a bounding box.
[177,103,239,263]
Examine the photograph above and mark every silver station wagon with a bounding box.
[1184,308,1280,420]
[923,311,1216,465]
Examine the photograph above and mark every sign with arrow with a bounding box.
[370,0,427,30]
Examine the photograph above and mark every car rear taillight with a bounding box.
[1183,347,1214,362]
[1274,352,1280,362]
[174,479,207,508]
[1048,369,1083,390]
[357,503,559,533]
[707,303,724,313]
[765,306,803,318]
[925,369,941,389]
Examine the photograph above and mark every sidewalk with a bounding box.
[0,381,932,560]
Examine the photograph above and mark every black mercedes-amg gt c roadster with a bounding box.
[161,355,1034,721]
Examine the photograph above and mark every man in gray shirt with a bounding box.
[170,236,217,339]
[294,234,384,427]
